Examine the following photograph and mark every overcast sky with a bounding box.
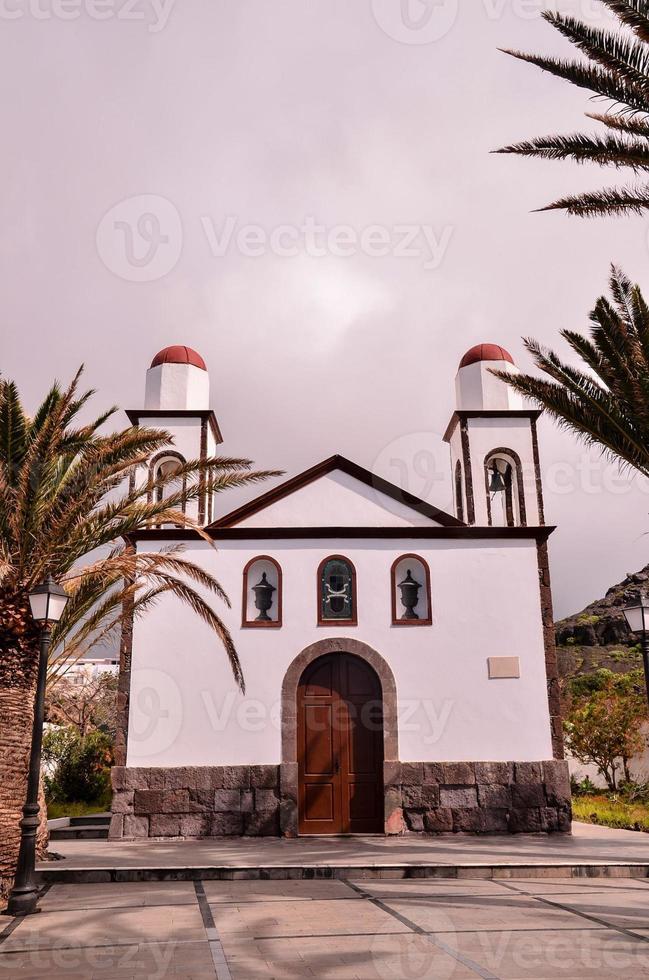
[2,0,648,619]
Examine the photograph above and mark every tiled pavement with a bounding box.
[3,876,649,978]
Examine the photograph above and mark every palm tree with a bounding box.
[0,369,278,894]
[496,1,649,216]
[493,265,649,474]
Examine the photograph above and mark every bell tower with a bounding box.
[444,344,545,527]
[127,345,222,526]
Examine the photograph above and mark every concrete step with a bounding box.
[69,813,111,828]
[50,825,109,841]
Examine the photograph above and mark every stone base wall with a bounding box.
[109,760,571,839]
[386,761,571,835]
[109,765,281,839]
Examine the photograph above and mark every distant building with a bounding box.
[60,657,118,685]
[111,343,571,840]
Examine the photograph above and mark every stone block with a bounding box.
[542,760,571,806]
[244,810,280,836]
[452,808,487,833]
[250,765,278,788]
[111,790,134,814]
[180,814,209,837]
[143,768,165,790]
[514,762,543,785]
[509,807,543,833]
[214,789,242,812]
[123,815,149,838]
[210,812,244,836]
[195,767,223,791]
[164,767,201,790]
[160,790,190,813]
[474,762,513,785]
[539,807,559,833]
[557,804,573,834]
[400,762,424,785]
[477,784,512,809]
[404,810,425,832]
[133,790,164,815]
[280,763,298,799]
[280,798,298,838]
[385,807,404,835]
[440,787,478,808]
[511,783,546,809]
[188,789,215,812]
[383,760,402,789]
[441,762,476,785]
[402,785,440,808]
[241,790,254,813]
[481,808,510,833]
[108,814,124,839]
[422,763,445,785]
[150,814,180,837]
[216,766,250,789]
[255,789,280,811]
[424,808,453,833]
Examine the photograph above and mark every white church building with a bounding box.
[110,344,571,839]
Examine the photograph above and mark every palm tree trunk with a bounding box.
[0,591,46,898]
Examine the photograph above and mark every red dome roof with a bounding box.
[150,346,207,371]
[459,344,514,369]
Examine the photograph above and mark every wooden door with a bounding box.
[297,653,384,835]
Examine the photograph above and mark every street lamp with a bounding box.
[623,593,649,707]
[5,576,68,917]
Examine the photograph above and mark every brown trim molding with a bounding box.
[317,554,358,626]
[537,540,564,760]
[531,418,546,526]
[129,525,556,542]
[483,448,527,528]
[126,409,223,446]
[198,418,208,526]
[459,420,476,525]
[454,460,464,523]
[444,410,542,444]
[115,539,135,768]
[242,555,283,628]
[209,454,463,530]
[390,554,432,626]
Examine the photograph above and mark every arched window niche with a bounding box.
[391,554,432,626]
[242,556,282,628]
[148,450,187,526]
[317,555,357,626]
[454,460,464,523]
[484,448,527,528]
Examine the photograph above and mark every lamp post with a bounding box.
[5,576,68,917]
[623,593,649,708]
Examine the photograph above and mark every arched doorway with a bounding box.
[297,652,384,835]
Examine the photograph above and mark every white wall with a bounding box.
[235,471,441,528]
[126,535,554,767]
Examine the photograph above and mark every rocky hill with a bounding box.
[555,566,647,679]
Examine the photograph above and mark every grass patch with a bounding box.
[573,794,649,833]
[46,797,111,820]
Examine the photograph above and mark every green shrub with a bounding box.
[45,727,114,805]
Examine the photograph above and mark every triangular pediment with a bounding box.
[210,456,462,530]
